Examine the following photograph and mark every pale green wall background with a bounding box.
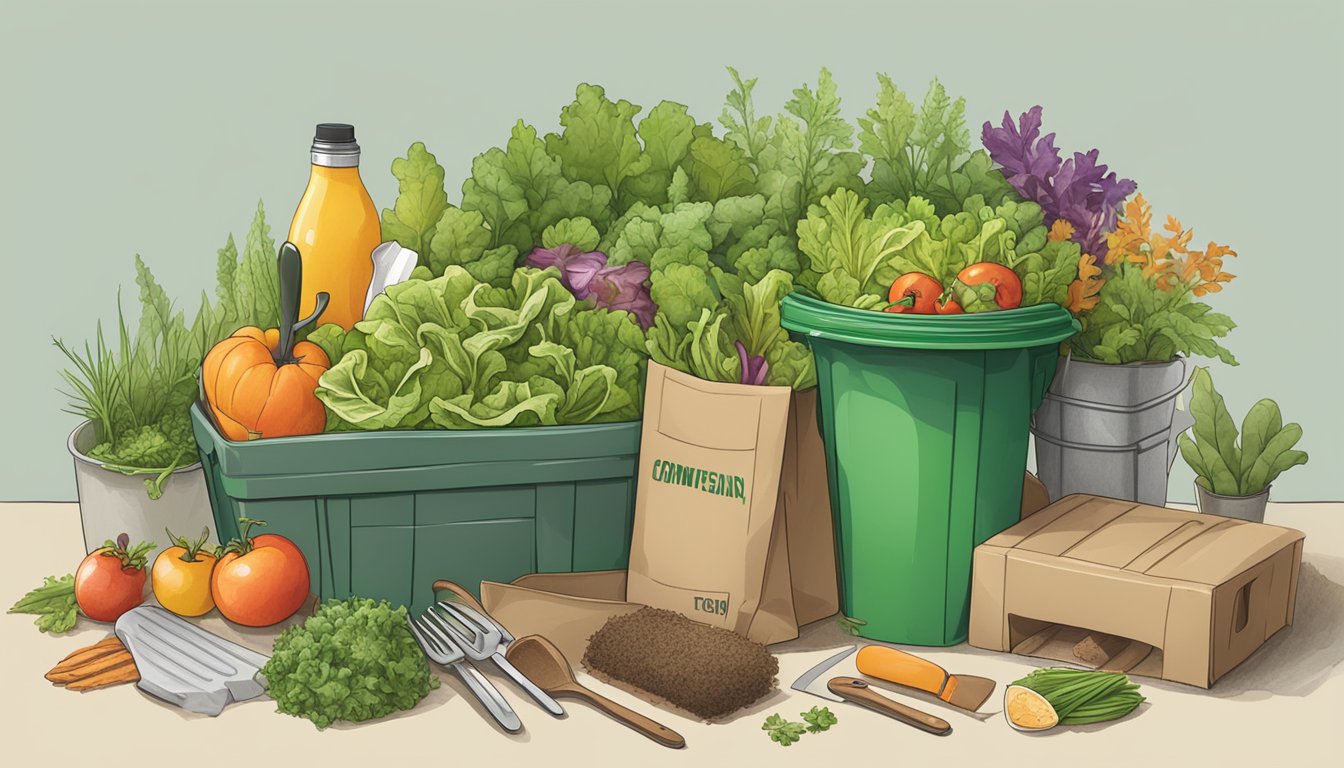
[2,0,1340,501]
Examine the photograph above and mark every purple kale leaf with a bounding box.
[735,340,769,386]
[527,244,655,329]
[588,261,655,330]
[982,106,1136,259]
[526,243,607,294]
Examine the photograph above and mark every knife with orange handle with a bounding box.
[855,646,996,712]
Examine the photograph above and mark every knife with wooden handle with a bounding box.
[855,646,996,712]
[827,677,952,735]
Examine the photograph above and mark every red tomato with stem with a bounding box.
[957,263,1023,309]
[935,295,964,314]
[211,518,310,627]
[75,533,154,622]
[885,273,942,314]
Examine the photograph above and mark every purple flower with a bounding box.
[588,261,655,330]
[526,244,607,294]
[736,341,769,386]
[982,107,1137,260]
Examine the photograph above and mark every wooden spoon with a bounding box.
[505,634,686,749]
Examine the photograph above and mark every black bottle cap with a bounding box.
[314,123,356,143]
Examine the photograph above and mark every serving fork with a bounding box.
[408,611,522,733]
[426,600,566,717]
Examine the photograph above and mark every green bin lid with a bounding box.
[780,292,1080,351]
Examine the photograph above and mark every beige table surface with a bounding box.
[2,501,1340,767]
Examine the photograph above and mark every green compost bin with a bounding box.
[190,403,641,615]
[780,294,1079,646]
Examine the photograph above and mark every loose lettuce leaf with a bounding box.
[623,101,699,207]
[380,142,449,255]
[685,135,757,203]
[546,84,652,210]
[796,188,925,307]
[647,263,738,383]
[462,121,614,256]
[541,217,601,251]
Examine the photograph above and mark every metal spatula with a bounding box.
[114,606,269,716]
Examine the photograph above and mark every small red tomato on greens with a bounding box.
[956,262,1023,310]
[885,273,942,314]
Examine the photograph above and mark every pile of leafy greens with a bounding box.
[797,188,1081,313]
[56,203,281,497]
[309,267,646,429]
[783,78,1083,315]
[263,597,439,730]
[374,70,868,392]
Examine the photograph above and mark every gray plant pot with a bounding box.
[1032,356,1194,506]
[1194,482,1270,523]
[68,420,217,556]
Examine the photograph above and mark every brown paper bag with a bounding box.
[780,387,840,626]
[625,362,805,645]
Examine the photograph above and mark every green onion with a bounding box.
[1011,668,1146,726]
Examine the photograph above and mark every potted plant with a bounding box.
[1178,368,1308,523]
[58,203,280,556]
[983,106,1237,506]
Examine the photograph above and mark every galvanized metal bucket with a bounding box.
[1031,356,1194,506]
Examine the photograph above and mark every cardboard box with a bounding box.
[969,494,1304,688]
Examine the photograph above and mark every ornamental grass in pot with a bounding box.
[58,204,282,555]
[983,107,1238,505]
[1178,368,1308,523]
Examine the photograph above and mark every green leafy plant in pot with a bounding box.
[984,106,1238,506]
[1178,368,1307,523]
[57,203,280,555]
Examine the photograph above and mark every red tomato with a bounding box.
[75,534,152,622]
[886,273,942,314]
[211,519,310,627]
[935,295,963,314]
[957,262,1023,309]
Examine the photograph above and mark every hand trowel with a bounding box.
[791,646,952,736]
[855,645,996,713]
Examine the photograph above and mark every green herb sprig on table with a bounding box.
[762,713,808,746]
[763,706,838,746]
[802,705,838,733]
[9,574,80,633]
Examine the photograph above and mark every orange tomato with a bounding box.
[211,519,310,627]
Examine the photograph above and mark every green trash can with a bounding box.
[781,294,1079,646]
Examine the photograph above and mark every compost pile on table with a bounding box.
[582,607,777,720]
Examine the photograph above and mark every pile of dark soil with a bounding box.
[582,607,778,720]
